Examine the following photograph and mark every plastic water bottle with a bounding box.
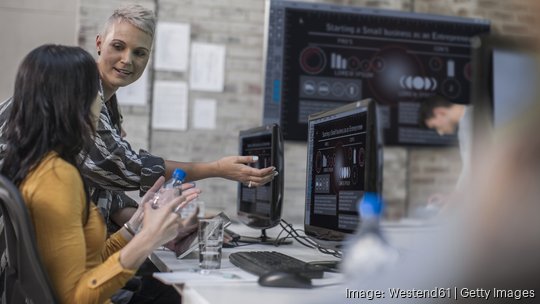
[341,192,399,279]
[180,194,198,219]
[151,168,186,209]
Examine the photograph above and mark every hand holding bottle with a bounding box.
[125,175,201,234]
[152,168,186,209]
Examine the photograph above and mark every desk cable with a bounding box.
[275,219,342,258]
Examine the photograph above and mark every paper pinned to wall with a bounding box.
[155,22,190,72]
[189,43,226,92]
[116,69,149,106]
[152,80,188,130]
[192,98,217,129]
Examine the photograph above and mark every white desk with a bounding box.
[150,222,429,304]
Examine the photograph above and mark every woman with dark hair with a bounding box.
[0,44,198,303]
[1,44,99,185]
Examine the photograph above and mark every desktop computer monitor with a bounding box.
[263,0,490,144]
[237,124,285,242]
[470,35,540,184]
[304,99,383,250]
[471,35,540,153]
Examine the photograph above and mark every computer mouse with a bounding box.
[258,271,313,289]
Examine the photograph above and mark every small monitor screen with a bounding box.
[305,99,381,246]
[471,35,540,145]
[239,134,273,217]
[492,49,539,128]
[237,124,284,229]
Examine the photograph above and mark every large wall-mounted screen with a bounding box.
[263,0,490,145]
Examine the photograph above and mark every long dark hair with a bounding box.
[1,44,98,194]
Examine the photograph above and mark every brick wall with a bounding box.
[78,0,536,222]
[414,0,540,36]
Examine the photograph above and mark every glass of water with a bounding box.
[198,218,224,272]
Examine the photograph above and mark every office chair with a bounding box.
[0,174,59,304]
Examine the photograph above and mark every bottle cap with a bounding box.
[172,168,186,181]
[359,192,383,218]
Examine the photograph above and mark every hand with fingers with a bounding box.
[141,181,200,244]
[216,155,278,188]
[171,185,201,214]
[123,176,167,234]
[139,197,186,246]
[124,175,201,234]
[118,182,202,269]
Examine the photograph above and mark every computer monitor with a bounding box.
[304,99,382,250]
[471,35,540,148]
[262,0,490,145]
[237,124,285,244]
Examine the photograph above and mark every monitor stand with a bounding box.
[238,229,292,245]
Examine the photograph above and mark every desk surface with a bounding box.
[150,221,429,304]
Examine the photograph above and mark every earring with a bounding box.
[97,50,101,56]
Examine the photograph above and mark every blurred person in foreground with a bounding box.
[441,0,540,293]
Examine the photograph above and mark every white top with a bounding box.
[456,106,473,190]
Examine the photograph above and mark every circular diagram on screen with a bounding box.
[367,45,426,105]
[299,46,327,75]
[429,57,443,71]
[331,82,345,97]
[441,79,462,99]
[371,56,386,73]
[348,56,361,71]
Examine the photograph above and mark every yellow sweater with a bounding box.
[20,152,135,304]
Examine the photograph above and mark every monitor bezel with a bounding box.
[471,35,537,136]
[237,124,284,230]
[303,98,381,250]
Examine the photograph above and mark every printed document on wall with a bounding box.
[190,43,226,92]
[117,69,149,106]
[155,22,190,72]
[152,81,188,130]
[192,98,217,129]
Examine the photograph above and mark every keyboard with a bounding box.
[229,251,324,279]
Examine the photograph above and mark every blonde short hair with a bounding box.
[101,4,156,38]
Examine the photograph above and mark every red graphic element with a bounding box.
[299,47,327,75]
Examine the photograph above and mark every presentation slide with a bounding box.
[307,111,366,233]
[263,0,490,145]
